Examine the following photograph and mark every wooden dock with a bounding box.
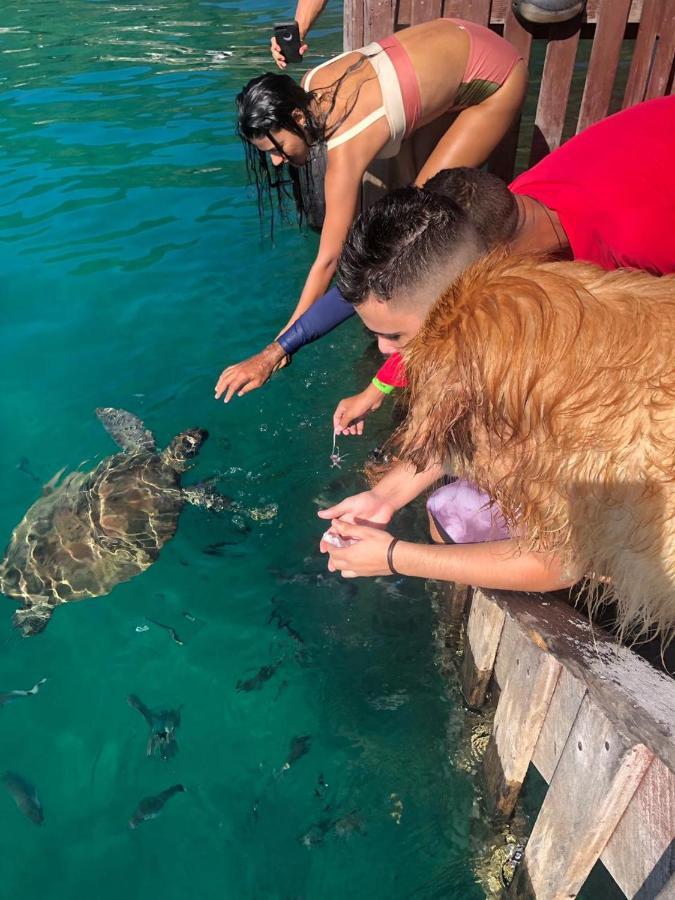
[343,0,675,179]
[460,588,674,899]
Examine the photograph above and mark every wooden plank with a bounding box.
[481,591,675,773]
[623,0,664,106]
[511,695,655,899]
[344,0,365,50]
[601,757,675,899]
[460,587,506,707]
[531,664,586,782]
[487,3,533,181]
[483,622,561,815]
[442,0,491,26]
[410,0,443,25]
[577,0,633,133]
[364,0,396,42]
[396,0,413,28]
[529,25,581,165]
[643,1,675,102]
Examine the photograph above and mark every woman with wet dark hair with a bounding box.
[223,18,527,387]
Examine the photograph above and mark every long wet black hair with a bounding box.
[236,62,371,236]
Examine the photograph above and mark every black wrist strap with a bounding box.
[387,537,401,576]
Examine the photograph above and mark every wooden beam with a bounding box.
[461,587,505,707]
[441,0,492,26]
[480,591,675,773]
[410,0,443,26]
[601,756,675,899]
[344,0,365,50]
[531,664,586,782]
[511,695,654,899]
[364,0,396,42]
[529,25,581,165]
[483,620,561,815]
[577,0,633,132]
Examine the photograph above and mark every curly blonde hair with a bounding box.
[399,251,675,641]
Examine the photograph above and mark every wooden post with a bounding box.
[529,24,581,166]
[577,0,633,132]
[483,620,561,816]
[460,587,505,707]
[510,695,655,899]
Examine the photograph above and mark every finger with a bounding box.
[224,375,248,404]
[300,43,308,54]
[318,499,354,520]
[356,420,364,435]
[331,519,375,540]
[237,378,263,398]
[341,570,358,579]
[327,559,336,572]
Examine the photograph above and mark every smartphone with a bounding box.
[274,20,302,64]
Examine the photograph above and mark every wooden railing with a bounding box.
[343,0,675,179]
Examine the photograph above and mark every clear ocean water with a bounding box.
[0,3,490,898]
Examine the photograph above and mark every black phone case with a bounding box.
[274,21,302,63]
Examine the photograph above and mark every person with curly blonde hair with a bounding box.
[321,252,675,641]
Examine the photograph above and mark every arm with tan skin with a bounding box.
[414,61,528,185]
[333,382,384,435]
[322,520,579,592]
[277,155,363,333]
[270,1,327,69]
[318,460,445,526]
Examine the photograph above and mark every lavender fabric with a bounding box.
[427,479,511,544]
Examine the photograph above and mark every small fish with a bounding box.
[17,457,41,484]
[0,677,47,707]
[181,610,202,624]
[2,772,43,825]
[129,784,185,829]
[268,608,304,644]
[283,735,311,771]
[128,694,181,760]
[236,661,282,693]
[314,772,328,798]
[146,617,184,646]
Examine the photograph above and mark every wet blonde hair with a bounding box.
[399,251,675,641]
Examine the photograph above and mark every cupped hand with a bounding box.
[270,36,308,70]
[317,489,396,527]
[214,343,287,403]
[320,520,395,578]
[333,390,384,436]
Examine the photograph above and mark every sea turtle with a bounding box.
[0,408,227,636]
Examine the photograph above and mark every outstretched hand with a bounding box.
[318,489,396,528]
[333,386,384,436]
[320,519,396,578]
[215,343,288,404]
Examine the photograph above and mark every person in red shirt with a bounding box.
[332,95,675,435]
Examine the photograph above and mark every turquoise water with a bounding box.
[0,3,486,897]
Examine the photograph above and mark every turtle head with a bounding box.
[13,604,53,637]
[161,428,209,472]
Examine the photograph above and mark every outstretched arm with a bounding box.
[414,61,528,185]
[279,159,362,332]
[323,521,579,592]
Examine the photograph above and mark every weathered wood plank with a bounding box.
[488,3,533,180]
[344,0,365,50]
[601,756,675,899]
[529,25,581,165]
[410,0,443,25]
[481,591,675,773]
[643,1,675,102]
[441,0,492,26]
[396,0,413,29]
[364,0,396,42]
[511,695,654,899]
[461,587,506,707]
[483,622,561,815]
[531,664,586,782]
[577,0,633,132]
[623,0,664,106]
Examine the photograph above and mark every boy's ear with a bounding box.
[292,108,307,128]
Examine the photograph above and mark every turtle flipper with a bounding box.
[182,483,231,511]
[13,604,53,637]
[96,408,156,454]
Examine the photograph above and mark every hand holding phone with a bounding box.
[272,20,303,66]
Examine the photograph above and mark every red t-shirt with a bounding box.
[510,96,675,276]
